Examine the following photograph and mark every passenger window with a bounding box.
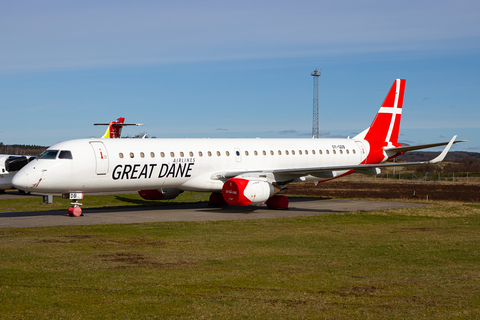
[333,150,336,154]
[278,150,282,155]
[39,150,59,159]
[305,150,308,155]
[160,152,165,157]
[312,150,316,155]
[180,152,184,157]
[263,150,266,155]
[319,150,323,155]
[292,150,295,155]
[339,150,343,154]
[170,152,174,157]
[189,151,194,157]
[353,149,356,154]
[285,150,289,155]
[208,151,212,157]
[217,151,221,156]
[130,152,134,158]
[59,150,73,159]
[119,153,124,159]
[150,152,155,158]
[346,150,349,154]
[326,150,330,154]
[245,151,249,156]
[199,151,203,157]
[254,151,258,156]
[270,150,274,155]
[140,152,145,158]
[226,151,230,156]
[299,150,302,155]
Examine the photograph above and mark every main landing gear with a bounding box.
[64,193,84,217]
[208,192,229,206]
[265,195,289,210]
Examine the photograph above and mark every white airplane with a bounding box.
[12,79,463,216]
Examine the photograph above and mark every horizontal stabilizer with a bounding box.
[384,138,465,153]
[94,123,145,126]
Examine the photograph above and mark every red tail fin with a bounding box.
[107,117,125,139]
[355,79,406,163]
[96,117,125,139]
[364,79,405,144]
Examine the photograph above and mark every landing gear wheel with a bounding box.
[68,199,83,217]
[208,192,229,206]
[266,195,289,209]
[68,206,83,217]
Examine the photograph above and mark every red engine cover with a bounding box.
[138,189,165,200]
[222,178,253,206]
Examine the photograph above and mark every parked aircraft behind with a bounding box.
[0,155,35,193]
[13,79,463,216]
[94,117,144,138]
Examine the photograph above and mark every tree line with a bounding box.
[0,143,47,156]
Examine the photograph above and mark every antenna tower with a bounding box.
[311,69,321,138]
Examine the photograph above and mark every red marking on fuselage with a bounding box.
[32,178,42,188]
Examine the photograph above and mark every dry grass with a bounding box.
[345,201,480,218]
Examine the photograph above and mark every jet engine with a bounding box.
[138,188,183,200]
[222,178,275,206]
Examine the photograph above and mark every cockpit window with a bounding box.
[59,150,73,159]
[39,150,59,159]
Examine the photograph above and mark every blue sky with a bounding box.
[1,0,479,152]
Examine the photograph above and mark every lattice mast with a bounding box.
[311,69,321,138]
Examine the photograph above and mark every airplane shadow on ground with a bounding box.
[0,197,337,219]
[114,195,336,214]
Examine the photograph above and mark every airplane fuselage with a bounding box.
[13,137,370,194]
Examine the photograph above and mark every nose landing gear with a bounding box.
[65,193,84,217]
[68,200,83,217]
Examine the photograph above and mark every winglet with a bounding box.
[429,135,457,164]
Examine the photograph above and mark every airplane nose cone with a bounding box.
[12,171,29,191]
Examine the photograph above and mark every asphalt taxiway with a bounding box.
[0,193,427,228]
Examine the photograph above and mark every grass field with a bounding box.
[1,201,479,319]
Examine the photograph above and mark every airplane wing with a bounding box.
[212,135,457,180]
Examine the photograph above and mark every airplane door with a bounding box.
[355,141,367,163]
[234,148,242,162]
[90,141,109,175]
